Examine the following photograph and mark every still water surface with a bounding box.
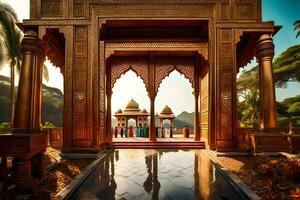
[69,150,245,200]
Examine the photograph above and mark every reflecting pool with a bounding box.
[69,150,247,200]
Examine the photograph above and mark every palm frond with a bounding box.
[0,10,22,74]
[43,64,49,81]
[293,20,300,26]
[0,2,18,22]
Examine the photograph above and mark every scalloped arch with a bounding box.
[155,67,194,94]
[111,67,149,93]
[110,57,149,92]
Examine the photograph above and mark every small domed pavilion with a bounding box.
[114,99,149,128]
[159,105,175,128]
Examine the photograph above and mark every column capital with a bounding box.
[148,92,156,100]
[256,34,274,61]
[21,31,46,57]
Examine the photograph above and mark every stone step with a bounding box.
[114,145,205,149]
[113,141,205,149]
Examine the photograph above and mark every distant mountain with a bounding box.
[176,111,194,128]
[0,75,63,127]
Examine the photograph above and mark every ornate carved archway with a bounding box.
[110,56,149,92]
[106,53,204,144]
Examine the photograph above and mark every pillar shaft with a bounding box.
[106,61,113,146]
[13,31,45,133]
[150,96,156,141]
[194,91,200,141]
[256,34,277,129]
[106,92,112,145]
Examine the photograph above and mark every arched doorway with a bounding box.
[41,28,65,148]
[106,54,206,144]
[156,70,194,139]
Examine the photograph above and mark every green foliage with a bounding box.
[294,20,300,38]
[288,102,300,115]
[42,121,55,128]
[273,45,300,88]
[0,122,10,133]
[237,67,260,128]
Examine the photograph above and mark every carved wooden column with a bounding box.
[13,31,45,133]
[149,95,156,141]
[10,30,47,193]
[149,55,156,142]
[193,89,200,141]
[194,55,201,141]
[256,34,277,129]
[106,91,113,146]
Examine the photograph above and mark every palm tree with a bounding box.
[294,20,300,38]
[0,2,22,127]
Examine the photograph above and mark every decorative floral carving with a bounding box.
[155,57,195,93]
[110,57,149,91]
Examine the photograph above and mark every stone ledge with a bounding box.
[203,150,262,200]
[55,153,108,200]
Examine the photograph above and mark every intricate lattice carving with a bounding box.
[110,57,149,91]
[155,56,195,93]
[236,3,254,19]
[105,41,208,59]
[94,0,216,3]
[220,72,232,129]
[41,0,63,17]
[73,0,84,17]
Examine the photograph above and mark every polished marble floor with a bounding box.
[69,150,246,200]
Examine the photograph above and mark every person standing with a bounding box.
[125,127,128,137]
[182,126,186,138]
[186,125,190,138]
[114,127,118,138]
[120,128,124,138]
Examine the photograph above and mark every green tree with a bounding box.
[273,45,300,88]
[237,67,260,127]
[294,20,300,38]
[0,2,21,127]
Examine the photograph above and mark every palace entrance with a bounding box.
[12,0,279,155]
[106,49,207,144]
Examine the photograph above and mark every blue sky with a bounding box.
[262,0,300,101]
[0,0,299,115]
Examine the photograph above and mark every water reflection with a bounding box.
[70,150,244,200]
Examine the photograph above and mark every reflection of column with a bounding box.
[109,153,117,197]
[194,154,200,198]
[194,90,200,141]
[144,155,153,193]
[152,153,160,199]
[150,95,156,141]
[256,34,277,129]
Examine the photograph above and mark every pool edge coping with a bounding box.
[55,151,110,200]
[202,150,262,200]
